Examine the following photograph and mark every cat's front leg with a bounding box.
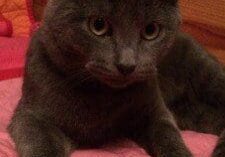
[212,129,225,157]
[133,89,192,157]
[8,109,72,157]
[149,118,192,157]
[136,112,192,157]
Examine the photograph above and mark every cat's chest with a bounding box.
[57,90,149,145]
[70,93,143,128]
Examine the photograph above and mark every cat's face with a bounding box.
[43,0,180,88]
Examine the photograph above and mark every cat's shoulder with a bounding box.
[167,31,215,63]
[172,32,203,54]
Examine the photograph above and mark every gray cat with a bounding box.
[8,0,225,157]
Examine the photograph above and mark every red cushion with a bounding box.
[0,37,29,81]
[0,14,12,37]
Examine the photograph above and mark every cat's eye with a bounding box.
[89,17,109,36]
[142,23,160,40]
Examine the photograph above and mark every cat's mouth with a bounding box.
[85,62,149,88]
[99,75,136,88]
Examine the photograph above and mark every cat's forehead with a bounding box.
[69,0,178,19]
[73,0,177,11]
[109,0,177,6]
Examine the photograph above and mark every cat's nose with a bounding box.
[115,48,137,76]
[116,63,136,76]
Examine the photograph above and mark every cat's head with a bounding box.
[41,0,180,88]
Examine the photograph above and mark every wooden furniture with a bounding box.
[180,0,225,63]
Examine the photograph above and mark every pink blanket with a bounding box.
[0,37,28,81]
[0,78,219,157]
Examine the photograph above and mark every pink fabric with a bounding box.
[0,37,29,81]
[0,78,219,157]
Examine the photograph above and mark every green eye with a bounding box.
[142,23,160,40]
[89,17,109,36]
